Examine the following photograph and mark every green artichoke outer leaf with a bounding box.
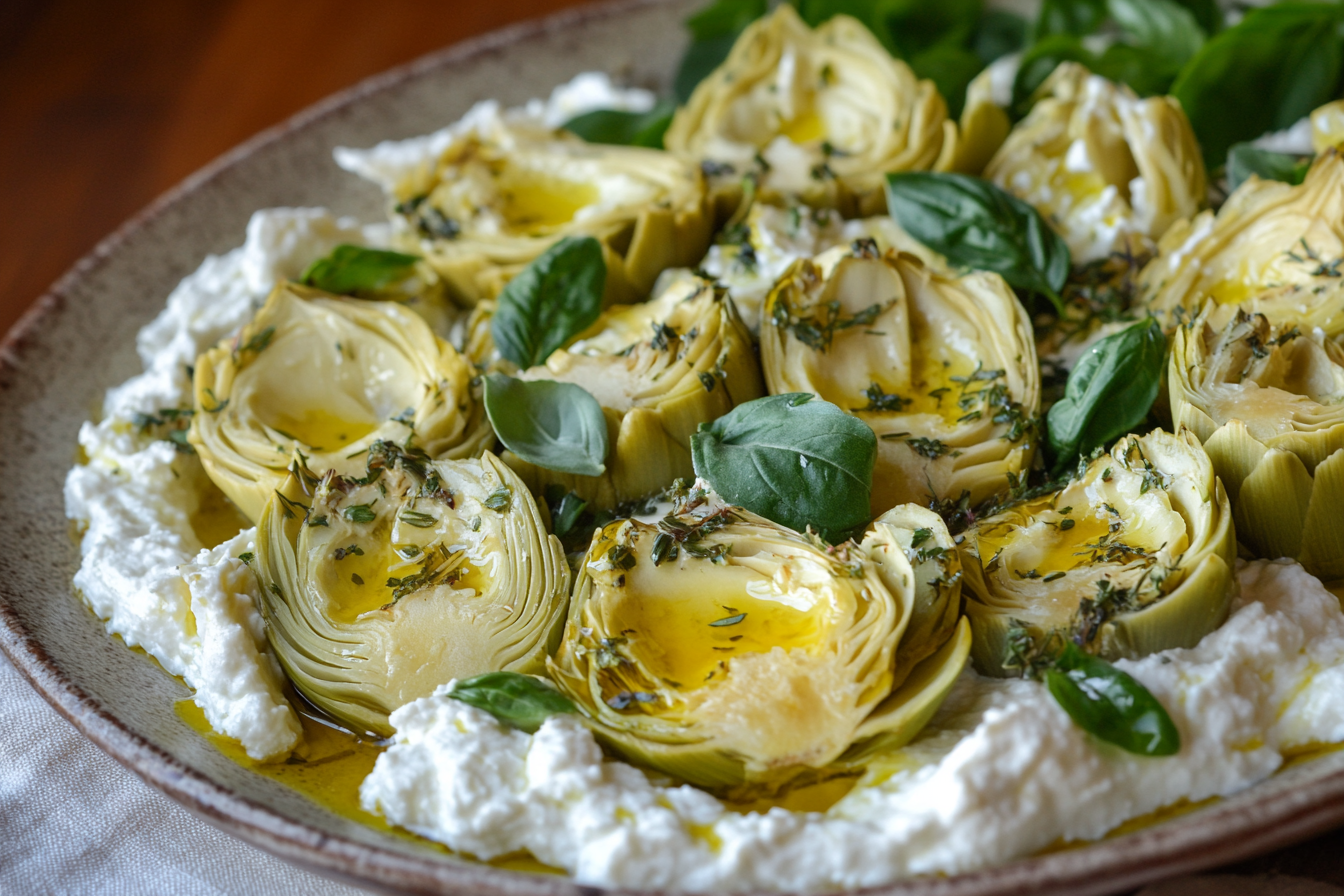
[664,5,956,220]
[254,450,570,736]
[961,428,1237,677]
[189,283,493,523]
[759,241,1040,517]
[385,115,710,308]
[985,61,1206,265]
[501,274,765,509]
[547,496,967,789]
[1139,148,1344,339]
[1170,307,1344,580]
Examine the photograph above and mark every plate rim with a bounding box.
[4,2,1344,893]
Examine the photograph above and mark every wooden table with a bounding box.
[3,1,1343,892]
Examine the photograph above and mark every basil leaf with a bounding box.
[1032,0,1107,40]
[885,172,1070,313]
[1046,318,1165,473]
[1012,33,1097,116]
[300,244,420,296]
[563,102,677,149]
[973,10,1029,64]
[548,489,589,538]
[675,0,768,102]
[448,672,576,734]
[690,393,876,540]
[1044,642,1180,756]
[1226,143,1312,193]
[910,44,986,118]
[491,236,606,370]
[1172,2,1344,169]
[1107,0,1203,73]
[484,373,608,477]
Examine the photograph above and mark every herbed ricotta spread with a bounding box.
[62,69,1344,892]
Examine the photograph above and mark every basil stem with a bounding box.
[691,392,876,541]
[300,244,421,296]
[448,672,576,734]
[491,236,606,370]
[1044,642,1181,755]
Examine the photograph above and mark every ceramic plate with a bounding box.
[4,1,1344,893]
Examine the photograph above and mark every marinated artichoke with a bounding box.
[504,274,765,508]
[255,446,570,736]
[1171,310,1344,580]
[547,488,971,788]
[664,5,953,217]
[1139,150,1344,338]
[190,283,492,522]
[388,116,711,306]
[984,62,1206,264]
[760,240,1039,516]
[961,429,1236,677]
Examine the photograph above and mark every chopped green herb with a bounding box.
[483,486,513,512]
[344,504,376,524]
[709,612,746,627]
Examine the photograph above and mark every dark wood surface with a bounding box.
[3,1,1344,891]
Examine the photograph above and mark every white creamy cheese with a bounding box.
[64,207,385,760]
[362,560,1344,893]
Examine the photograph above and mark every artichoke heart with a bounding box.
[548,490,970,788]
[255,447,570,736]
[1171,309,1344,580]
[390,116,710,306]
[1140,150,1344,337]
[190,283,492,523]
[961,429,1236,677]
[984,62,1206,264]
[761,240,1039,516]
[504,275,765,508]
[664,5,953,217]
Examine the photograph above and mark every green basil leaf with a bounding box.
[1107,0,1203,72]
[491,235,606,370]
[1033,0,1107,40]
[973,10,1029,64]
[690,393,877,540]
[1226,143,1313,193]
[484,373,608,477]
[448,671,576,734]
[1171,0,1220,36]
[910,44,986,118]
[1011,33,1097,117]
[675,0,769,102]
[563,102,677,149]
[1091,42,1180,97]
[1046,317,1165,473]
[549,489,589,538]
[300,244,421,296]
[1044,642,1180,755]
[1172,2,1344,169]
[885,172,1070,313]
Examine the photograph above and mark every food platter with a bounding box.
[5,0,1344,893]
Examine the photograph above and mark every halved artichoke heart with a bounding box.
[961,429,1236,677]
[504,275,765,508]
[255,448,570,736]
[761,240,1039,517]
[548,491,970,789]
[395,116,710,306]
[1140,150,1344,338]
[190,283,492,523]
[663,5,953,217]
[1172,309,1344,579]
[985,62,1206,264]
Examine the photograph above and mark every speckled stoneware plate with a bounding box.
[5,1,1344,893]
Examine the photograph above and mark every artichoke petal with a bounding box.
[254,449,570,736]
[665,5,951,217]
[190,283,492,522]
[1298,448,1344,580]
[961,428,1236,677]
[760,241,1039,515]
[548,492,966,789]
[504,275,765,508]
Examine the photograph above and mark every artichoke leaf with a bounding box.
[254,447,570,736]
[548,488,968,789]
[189,283,492,523]
[760,240,1040,516]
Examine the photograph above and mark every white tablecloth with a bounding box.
[2,651,1339,896]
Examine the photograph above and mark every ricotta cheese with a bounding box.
[361,560,1344,893]
[64,207,385,760]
